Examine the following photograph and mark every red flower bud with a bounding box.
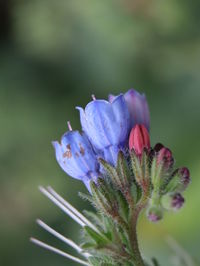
[129,124,150,156]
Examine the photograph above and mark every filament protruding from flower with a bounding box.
[30,238,90,266]
[39,186,85,227]
[39,186,100,233]
[67,121,73,131]
[47,186,99,233]
[91,94,96,100]
[36,219,90,258]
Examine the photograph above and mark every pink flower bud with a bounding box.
[172,167,190,191]
[178,167,190,187]
[147,205,163,222]
[161,192,185,211]
[171,193,185,210]
[157,147,174,169]
[129,124,150,156]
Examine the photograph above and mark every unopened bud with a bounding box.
[147,205,163,222]
[161,193,185,211]
[165,167,191,193]
[157,147,174,170]
[174,167,190,191]
[129,124,150,156]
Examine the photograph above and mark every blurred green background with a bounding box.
[1,0,200,265]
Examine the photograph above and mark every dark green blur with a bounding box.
[0,1,200,265]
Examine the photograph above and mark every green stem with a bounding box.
[129,210,145,266]
[129,191,149,266]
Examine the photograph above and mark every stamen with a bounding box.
[30,238,90,266]
[67,121,73,131]
[47,186,99,233]
[91,94,96,101]
[36,219,90,257]
[39,186,85,227]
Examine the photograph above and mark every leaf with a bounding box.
[83,210,103,229]
[130,151,143,185]
[117,151,131,188]
[79,192,94,204]
[84,226,109,246]
[115,191,129,222]
[81,242,98,250]
[99,158,122,189]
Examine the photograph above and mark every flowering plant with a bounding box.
[31,89,192,266]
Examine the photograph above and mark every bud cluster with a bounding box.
[129,124,190,222]
[78,123,191,265]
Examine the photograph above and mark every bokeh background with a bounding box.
[1,0,200,265]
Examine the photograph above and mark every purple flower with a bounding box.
[77,94,130,165]
[52,131,99,191]
[109,89,150,131]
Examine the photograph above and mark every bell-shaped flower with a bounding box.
[109,89,150,131]
[52,131,99,191]
[77,95,130,165]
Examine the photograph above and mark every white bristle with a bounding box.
[39,186,85,227]
[30,238,90,266]
[47,186,99,233]
[36,219,90,258]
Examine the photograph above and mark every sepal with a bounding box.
[130,150,150,193]
[161,193,185,211]
[147,204,163,222]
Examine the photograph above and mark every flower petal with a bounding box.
[77,95,130,150]
[109,89,150,131]
[124,89,150,131]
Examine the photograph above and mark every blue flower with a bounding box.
[52,131,99,191]
[53,89,150,190]
[77,95,130,165]
[109,89,150,131]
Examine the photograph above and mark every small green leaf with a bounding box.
[99,158,122,189]
[141,151,150,181]
[84,226,109,246]
[81,242,97,249]
[163,175,180,194]
[115,191,129,221]
[117,151,131,188]
[79,192,94,204]
[130,151,143,185]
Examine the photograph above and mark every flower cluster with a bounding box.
[53,89,190,221]
[32,89,191,266]
[53,89,150,190]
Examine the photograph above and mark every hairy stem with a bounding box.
[129,191,149,266]
[129,210,145,266]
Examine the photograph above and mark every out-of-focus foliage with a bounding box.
[0,0,200,265]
